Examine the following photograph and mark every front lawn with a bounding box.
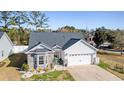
[23,70,74,81]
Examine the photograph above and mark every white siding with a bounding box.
[27,54,34,69]
[64,40,97,66]
[0,34,13,62]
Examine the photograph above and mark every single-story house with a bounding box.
[26,32,99,69]
[0,31,14,62]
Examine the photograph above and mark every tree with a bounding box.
[0,11,12,32]
[29,11,49,31]
[11,11,29,44]
[12,11,29,30]
[113,31,124,55]
[93,27,107,48]
[106,31,116,45]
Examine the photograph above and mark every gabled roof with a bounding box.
[30,47,52,53]
[26,42,53,53]
[28,32,84,49]
[0,31,4,39]
[0,31,14,46]
[62,38,80,50]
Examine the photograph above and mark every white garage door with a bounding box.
[67,54,92,66]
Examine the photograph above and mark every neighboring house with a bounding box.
[26,32,99,69]
[0,31,14,62]
[100,42,111,48]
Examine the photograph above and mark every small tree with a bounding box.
[93,27,107,48]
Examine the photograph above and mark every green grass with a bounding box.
[31,70,74,81]
[98,60,109,70]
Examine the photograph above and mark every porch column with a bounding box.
[37,55,39,67]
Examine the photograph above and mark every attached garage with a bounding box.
[67,54,92,66]
[64,39,97,66]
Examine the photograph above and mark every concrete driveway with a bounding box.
[67,65,122,81]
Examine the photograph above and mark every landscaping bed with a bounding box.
[22,70,74,81]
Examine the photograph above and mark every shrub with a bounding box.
[113,64,124,73]
[37,67,42,72]
[22,63,29,72]
[30,67,35,72]
[45,66,50,72]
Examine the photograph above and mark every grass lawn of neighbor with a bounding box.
[0,53,27,81]
[98,51,124,80]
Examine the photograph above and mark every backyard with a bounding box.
[98,51,124,80]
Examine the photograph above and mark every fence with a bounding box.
[13,45,28,53]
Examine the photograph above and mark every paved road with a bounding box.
[67,65,122,81]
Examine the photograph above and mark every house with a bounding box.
[0,31,13,62]
[100,42,111,49]
[26,32,98,69]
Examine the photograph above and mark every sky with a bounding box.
[44,11,124,30]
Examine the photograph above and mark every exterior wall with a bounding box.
[13,45,28,53]
[64,40,97,66]
[27,52,54,69]
[0,34,13,62]
[36,53,54,67]
[64,40,96,54]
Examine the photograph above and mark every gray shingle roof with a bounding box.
[62,38,80,50]
[29,32,84,50]
[0,31,4,39]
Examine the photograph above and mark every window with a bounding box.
[39,56,44,65]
